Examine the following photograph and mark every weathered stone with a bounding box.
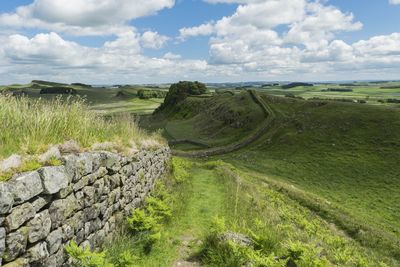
[46,228,62,254]
[2,257,29,267]
[0,227,5,257]
[75,229,85,245]
[102,152,120,169]
[83,205,100,221]
[82,186,96,207]
[93,178,105,198]
[5,203,35,231]
[0,183,13,215]
[72,175,90,192]
[43,247,64,267]
[38,146,61,164]
[220,232,254,247]
[59,140,80,154]
[62,223,74,241]
[49,194,79,228]
[8,171,43,205]
[76,153,93,178]
[26,241,49,262]
[39,166,69,194]
[87,167,107,184]
[28,210,51,243]
[0,155,22,173]
[31,196,51,213]
[4,227,28,262]
[57,185,73,199]
[65,211,84,233]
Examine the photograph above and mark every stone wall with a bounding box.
[0,147,170,266]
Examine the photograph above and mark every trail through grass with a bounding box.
[135,167,229,266]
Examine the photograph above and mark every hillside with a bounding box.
[142,88,400,264]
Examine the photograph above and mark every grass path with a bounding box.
[138,167,229,266]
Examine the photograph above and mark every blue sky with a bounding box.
[0,0,399,84]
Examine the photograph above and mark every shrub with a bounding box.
[171,157,192,183]
[155,81,207,112]
[65,241,113,267]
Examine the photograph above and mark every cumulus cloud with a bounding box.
[140,31,169,49]
[0,0,175,35]
[389,0,400,5]
[178,23,215,41]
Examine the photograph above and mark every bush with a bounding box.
[155,81,207,112]
[65,241,113,267]
[171,157,192,183]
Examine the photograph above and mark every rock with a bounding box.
[26,241,49,262]
[8,171,43,204]
[57,185,73,199]
[31,196,51,213]
[65,211,84,233]
[28,210,51,243]
[4,227,28,262]
[48,194,79,228]
[76,154,93,178]
[2,257,30,267]
[102,152,120,169]
[93,178,105,198]
[39,166,69,194]
[43,247,64,267]
[38,146,61,164]
[62,224,74,242]
[0,183,13,214]
[220,232,254,247]
[72,175,90,192]
[5,203,35,231]
[82,186,96,207]
[58,140,80,154]
[0,227,5,257]
[46,228,62,254]
[0,155,22,173]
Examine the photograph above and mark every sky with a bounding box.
[0,0,399,84]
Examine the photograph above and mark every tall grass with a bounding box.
[0,96,158,159]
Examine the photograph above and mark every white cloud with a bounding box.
[140,31,169,49]
[178,23,215,41]
[0,0,175,36]
[389,0,400,5]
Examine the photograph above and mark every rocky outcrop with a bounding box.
[0,147,170,266]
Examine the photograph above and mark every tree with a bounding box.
[155,81,207,112]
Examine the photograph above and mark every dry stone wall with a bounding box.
[0,147,170,266]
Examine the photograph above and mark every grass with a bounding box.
[143,91,265,148]
[142,91,400,264]
[0,95,161,161]
[85,158,397,266]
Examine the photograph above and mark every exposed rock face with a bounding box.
[0,147,170,266]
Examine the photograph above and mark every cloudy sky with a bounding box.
[0,0,399,84]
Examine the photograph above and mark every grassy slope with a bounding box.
[144,91,265,148]
[108,160,395,266]
[221,94,400,235]
[142,92,400,263]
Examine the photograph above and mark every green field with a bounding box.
[0,80,166,115]
[2,80,400,265]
